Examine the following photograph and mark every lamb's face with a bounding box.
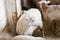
[16,8,43,35]
[38,1,50,20]
[38,1,50,11]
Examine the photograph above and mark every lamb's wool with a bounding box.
[38,1,60,22]
[11,35,45,40]
[16,8,43,35]
[38,1,60,36]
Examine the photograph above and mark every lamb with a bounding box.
[16,8,44,36]
[38,1,60,35]
[11,35,45,40]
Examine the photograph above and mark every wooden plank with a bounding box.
[0,0,7,34]
[4,0,17,36]
[16,0,22,17]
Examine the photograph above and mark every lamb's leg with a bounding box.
[42,29,45,38]
[53,20,56,35]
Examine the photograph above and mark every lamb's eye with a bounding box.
[25,18,28,20]
[32,19,35,22]
[25,17,29,20]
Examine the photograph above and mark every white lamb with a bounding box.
[16,8,44,36]
[11,35,45,40]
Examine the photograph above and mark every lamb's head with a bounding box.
[38,1,60,21]
[38,1,52,21]
[38,1,50,11]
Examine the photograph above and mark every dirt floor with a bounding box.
[45,37,60,40]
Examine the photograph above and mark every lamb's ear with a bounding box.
[17,11,24,20]
[24,11,27,14]
[38,1,50,10]
[38,1,50,4]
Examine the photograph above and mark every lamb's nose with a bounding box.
[38,26,43,32]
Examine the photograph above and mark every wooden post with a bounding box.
[16,0,22,17]
[4,0,18,36]
[0,0,7,34]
